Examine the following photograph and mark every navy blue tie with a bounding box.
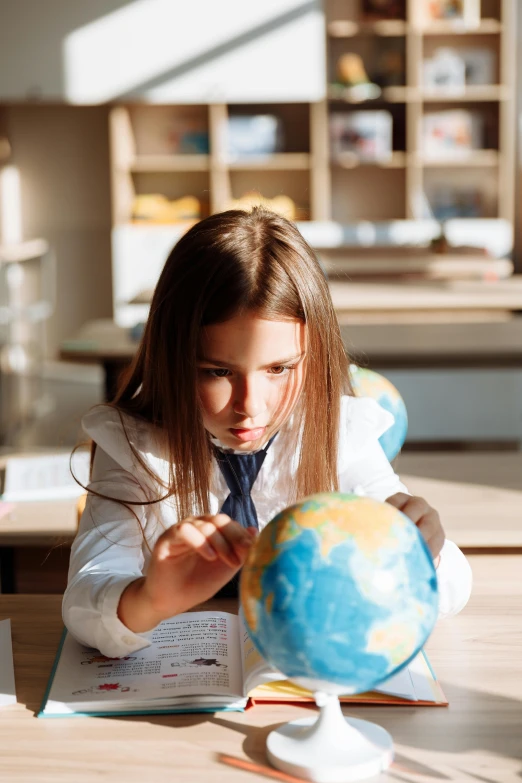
[212,435,276,598]
[215,435,276,530]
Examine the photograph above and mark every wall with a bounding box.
[0,0,325,103]
[4,105,113,357]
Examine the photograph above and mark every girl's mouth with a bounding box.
[229,427,266,442]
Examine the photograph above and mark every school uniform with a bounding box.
[63,396,472,658]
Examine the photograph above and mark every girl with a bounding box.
[63,208,472,658]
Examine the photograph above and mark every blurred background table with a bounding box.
[61,314,522,401]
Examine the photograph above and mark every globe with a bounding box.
[240,493,438,696]
[349,366,408,461]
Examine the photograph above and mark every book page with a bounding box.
[2,452,90,501]
[0,619,16,708]
[249,650,442,704]
[45,612,243,712]
[239,611,286,696]
[373,663,416,701]
[408,650,447,703]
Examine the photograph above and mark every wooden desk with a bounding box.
[0,451,79,593]
[0,555,521,782]
[0,453,520,595]
[0,499,77,548]
[398,452,522,550]
[0,499,77,594]
[330,277,522,323]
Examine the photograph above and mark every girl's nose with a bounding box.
[233,377,267,419]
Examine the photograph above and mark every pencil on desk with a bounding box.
[217,753,308,783]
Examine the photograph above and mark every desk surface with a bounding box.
[0,555,521,783]
[60,316,522,368]
[1,453,520,549]
[397,452,522,549]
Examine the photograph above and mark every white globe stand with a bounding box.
[266,691,393,783]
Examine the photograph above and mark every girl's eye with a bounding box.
[203,368,231,378]
[269,365,295,376]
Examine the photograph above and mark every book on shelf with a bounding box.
[39,610,447,718]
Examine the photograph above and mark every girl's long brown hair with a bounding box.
[99,207,352,521]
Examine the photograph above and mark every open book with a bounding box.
[39,611,447,718]
[0,452,90,502]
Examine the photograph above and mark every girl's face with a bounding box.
[197,311,306,452]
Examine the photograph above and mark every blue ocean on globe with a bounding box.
[350,366,408,461]
[241,493,438,695]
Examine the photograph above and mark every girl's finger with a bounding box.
[210,514,256,552]
[157,521,217,561]
[192,519,241,569]
[385,492,410,509]
[417,512,445,558]
[397,496,429,525]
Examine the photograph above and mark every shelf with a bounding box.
[421,85,508,102]
[328,84,509,104]
[419,150,499,167]
[328,18,501,37]
[328,84,507,104]
[328,85,408,103]
[328,19,407,37]
[332,152,406,169]
[227,153,310,171]
[130,154,210,172]
[421,18,502,35]
[0,239,50,264]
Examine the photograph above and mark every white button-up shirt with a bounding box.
[63,396,472,658]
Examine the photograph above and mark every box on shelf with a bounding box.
[227,115,284,159]
[424,47,495,89]
[423,48,466,90]
[421,110,483,158]
[131,106,209,156]
[330,111,393,162]
[423,0,481,26]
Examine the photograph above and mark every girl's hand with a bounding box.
[118,514,256,632]
[385,493,444,566]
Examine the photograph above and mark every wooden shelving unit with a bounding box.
[323,0,515,224]
[109,1,515,228]
[110,102,318,225]
[108,1,517,325]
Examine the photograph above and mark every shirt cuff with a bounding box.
[436,539,473,619]
[98,576,154,657]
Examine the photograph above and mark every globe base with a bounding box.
[266,693,393,783]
